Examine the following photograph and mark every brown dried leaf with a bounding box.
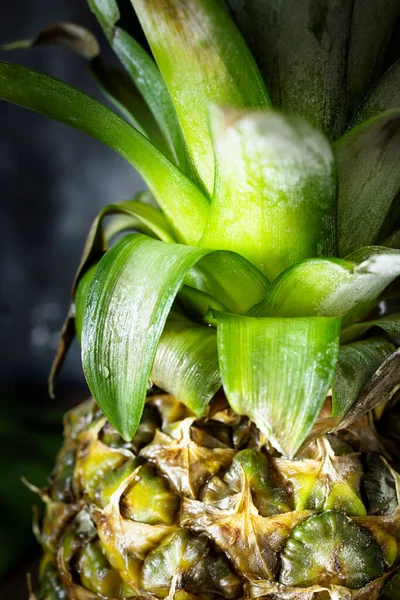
[140,418,235,498]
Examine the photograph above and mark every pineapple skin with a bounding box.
[35,394,400,600]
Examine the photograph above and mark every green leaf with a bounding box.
[177,286,227,325]
[351,60,400,126]
[200,108,337,280]
[2,21,100,57]
[131,0,270,194]
[338,347,400,430]
[89,57,170,155]
[253,249,400,318]
[336,111,400,257]
[0,60,209,245]
[151,313,221,416]
[82,234,268,440]
[340,313,400,344]
[76,270,221,416]
[383,228,400,249]
[88,0,185,168]
[75,264,98,343]
[345,0,400,120]
[332,337,395,418]
[228,0,400,139]
[2,20,172,156]
[72,196,176,295]
[215,314,341,458]
[227,0,352,139]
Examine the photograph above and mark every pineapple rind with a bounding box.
[35,395,400,600]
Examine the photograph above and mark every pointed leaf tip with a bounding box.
[216,314,341,457]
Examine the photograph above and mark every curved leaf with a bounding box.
[76,269,221,416]
[332,337,395,418]
[75,264,98,343]
[2,21,100,57]
[151,313,221,416]
[338,347,400,430]
[215,313,341,458]
[89,58,169,154]
[253,250,400,318]
[200,108,336,280]
[352,60,400,126]
[336,111,400,256]
[2,22,170,154]
[82,234,268,439]
[340,313,400,344]
[0,60,209,245]
[72,196,176,295]
[131,0,270,194]
[88,0,185,168]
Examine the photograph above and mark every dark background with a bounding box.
[0,0,142,592]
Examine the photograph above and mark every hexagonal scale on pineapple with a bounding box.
[141,528,242,599]
[77,539,136,598]
[182,469,311,580]
[75,435,133,500]
[202,449,291,516]
[274,439,366,516]
[140,418,235,498]
[59,508,97,565]
[93,456,141,508]
[362,453,398,516]
[279,510,385,588]
[94,471,177,588]
[121,463,180,525]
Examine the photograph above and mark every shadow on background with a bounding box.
[0,0,143,593]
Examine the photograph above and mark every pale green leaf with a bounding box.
[88,0,185,168]
[253,249,400,318]
[351,60,400,126]
[177,286,227,325]
[0,60,209,244]
[200,108,336,280]
[340,314,400,344]
[336,111,400,256]
[151,313,221,416]
[332,338,395,418]
[131,0,270,194]
[216,314,341,458]
[82,234,268,439]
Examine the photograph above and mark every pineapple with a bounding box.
[2,0,400,598]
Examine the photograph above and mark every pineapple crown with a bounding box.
[1,0,400,458]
